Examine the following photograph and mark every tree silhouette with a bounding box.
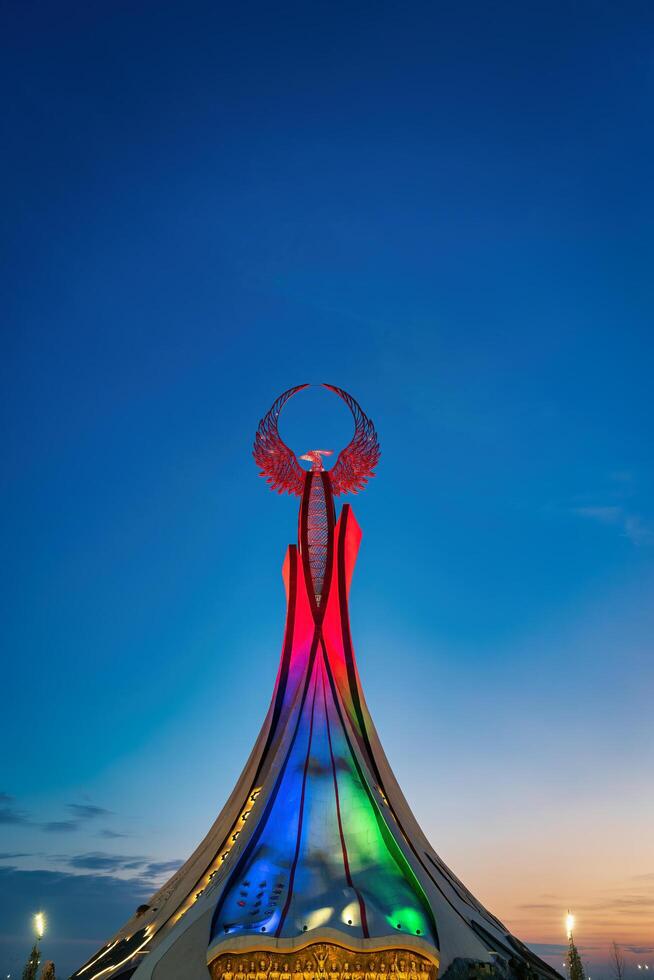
[21,942,40,980]
[567,934,586,980]
[610,943,625,980]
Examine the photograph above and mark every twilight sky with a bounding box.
[2,2,653,976]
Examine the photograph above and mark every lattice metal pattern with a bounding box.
[307,475,329,606]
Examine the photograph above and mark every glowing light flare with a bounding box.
[34,912,45,939]
[304,906,334,930]
[566,912,575,939]
[387,906,426,935]
[340,901,360,926]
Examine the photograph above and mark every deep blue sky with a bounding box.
[2,2,653,976]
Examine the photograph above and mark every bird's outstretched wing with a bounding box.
[323,384,381,495]
[253,384,308,495]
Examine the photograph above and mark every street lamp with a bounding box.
[34,912,45,941]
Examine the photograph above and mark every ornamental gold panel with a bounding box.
[210,944,437,980]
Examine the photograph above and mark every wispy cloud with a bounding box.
[42,801,114,832]
[60,852,182,877]
[2,792,123,837]
[0,792,30,825]
[145,859,183,876]
[66,852,148,872]
[521,895,654,915]
[42,820,80,833]
[67,803,113,820]
[97,828,128,839]
[528,943,567,956]
[572,505,654,545]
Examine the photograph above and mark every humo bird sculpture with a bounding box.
[253,383,380,610]
[252,383,380,494]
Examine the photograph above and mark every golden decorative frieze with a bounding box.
[210,943,437,980]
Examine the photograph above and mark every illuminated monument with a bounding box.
[71,386,560,980]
